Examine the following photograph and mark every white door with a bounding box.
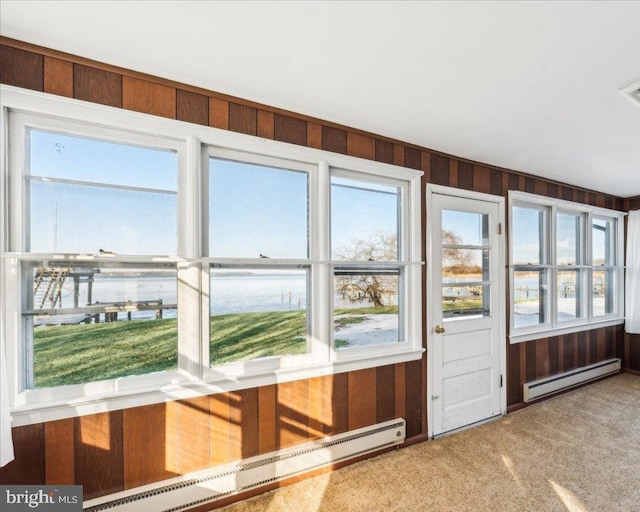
[428,187,505,436]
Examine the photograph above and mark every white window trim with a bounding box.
[509,191,625,344]
[0,85,423,426]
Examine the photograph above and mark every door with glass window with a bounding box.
[429,190,503,436]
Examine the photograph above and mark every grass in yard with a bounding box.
[443,298,482,312]
[210,310,307,364]
[34,318,178,388]
[33,305,395,388]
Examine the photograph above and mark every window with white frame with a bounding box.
[0,86,422,423]
[509,191,625,342]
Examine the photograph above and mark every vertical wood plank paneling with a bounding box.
[535,338,550,378]
[589,329,599,364]
[74,64,121,107]
[209,392,231,466]
[523,177,535,193]
[227,392,243,462]
[347,132,375,160]
[448,160,459,188]
[307,376,327,441]
[177,396,211,474]
[405,359,423,438]
[430,154,449,186]
[45,419,75,485]
[547,183,558,199]
[576,189,585,204]
[209,98,229,130]
[376,365,396,422]
[228,102,257,135]
[258,385,277,454]
[257,110,275,139]
[596,328,605,361]
[375,139,394,164]
[277,379,310,449]
[526,341,536,381]
[176,89,208,125]
[123,403,176,489]
[322,126,347,154]
[420,151,431,182]
[404,147,422,170]
[347,368,377,430]
[393,144,405,166]
[0,45,44,90]
[473,166,491,194]
[307,122,322,149]
[75,411,124,500]
[394,362,406,421]
[629,334,640,372]
[508,172,521,192]
[548,336,560,374]
[563,333,576,372]
[274,113,306,146]
[578,331,589,366]
[0,424,45,485]
[327,373,349,436]
[508,343,522,405]
[237,388,259,459]
[563,186,575,202]
[122,77,176,118]
[458,161,474,190]
[44,56,73,97]
[490,169,504,196]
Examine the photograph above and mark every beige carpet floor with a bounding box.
[219,373,640,512]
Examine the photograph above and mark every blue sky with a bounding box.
[29,130,177,255]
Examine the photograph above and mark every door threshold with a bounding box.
[432,414,503,440]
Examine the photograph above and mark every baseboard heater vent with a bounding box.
[83,418,405,512]
[523,358,620,402]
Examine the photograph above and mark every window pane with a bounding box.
[512,206,545,265]
[210,268,309,364]
[557,270,583,322]
[209,159,308,258]
[29,129,177,191]
[443,285,489,320]
[556,212,581,265]
[29,181,176,254]
[442,210,489,246]
[334,271,399,348]
[28,131,178,255]
[592,218,615,266]
[443,248,489,280]
[513,269,548,328]
[593,269,615,317]
[26,264,178,388]
[331,177,399,261]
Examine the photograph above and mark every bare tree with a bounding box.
[334,231,398,308]
[442,229,478,275]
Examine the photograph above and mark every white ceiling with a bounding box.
[2,1,640,198]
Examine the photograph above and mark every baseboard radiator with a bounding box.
[523,358,621,402]
[83,418,406,512]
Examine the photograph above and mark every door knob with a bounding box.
[435,325,445,334]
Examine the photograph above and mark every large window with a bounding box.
[1,87,422,423]
[509,192,625,342]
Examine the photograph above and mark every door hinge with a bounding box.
[498,223,502,235]
[500,375,504,387]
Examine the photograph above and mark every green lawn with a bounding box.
[33,306,397,388]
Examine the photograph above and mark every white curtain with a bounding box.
[626,210,640,333]
[0,334,14,467]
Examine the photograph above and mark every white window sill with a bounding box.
[9,348,425,427]
[509,318,624,344]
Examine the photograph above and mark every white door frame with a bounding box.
[426,184,507,438]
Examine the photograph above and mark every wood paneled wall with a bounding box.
[0,37,631,504]
[623,196,640,375]
[0,363,421,499]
